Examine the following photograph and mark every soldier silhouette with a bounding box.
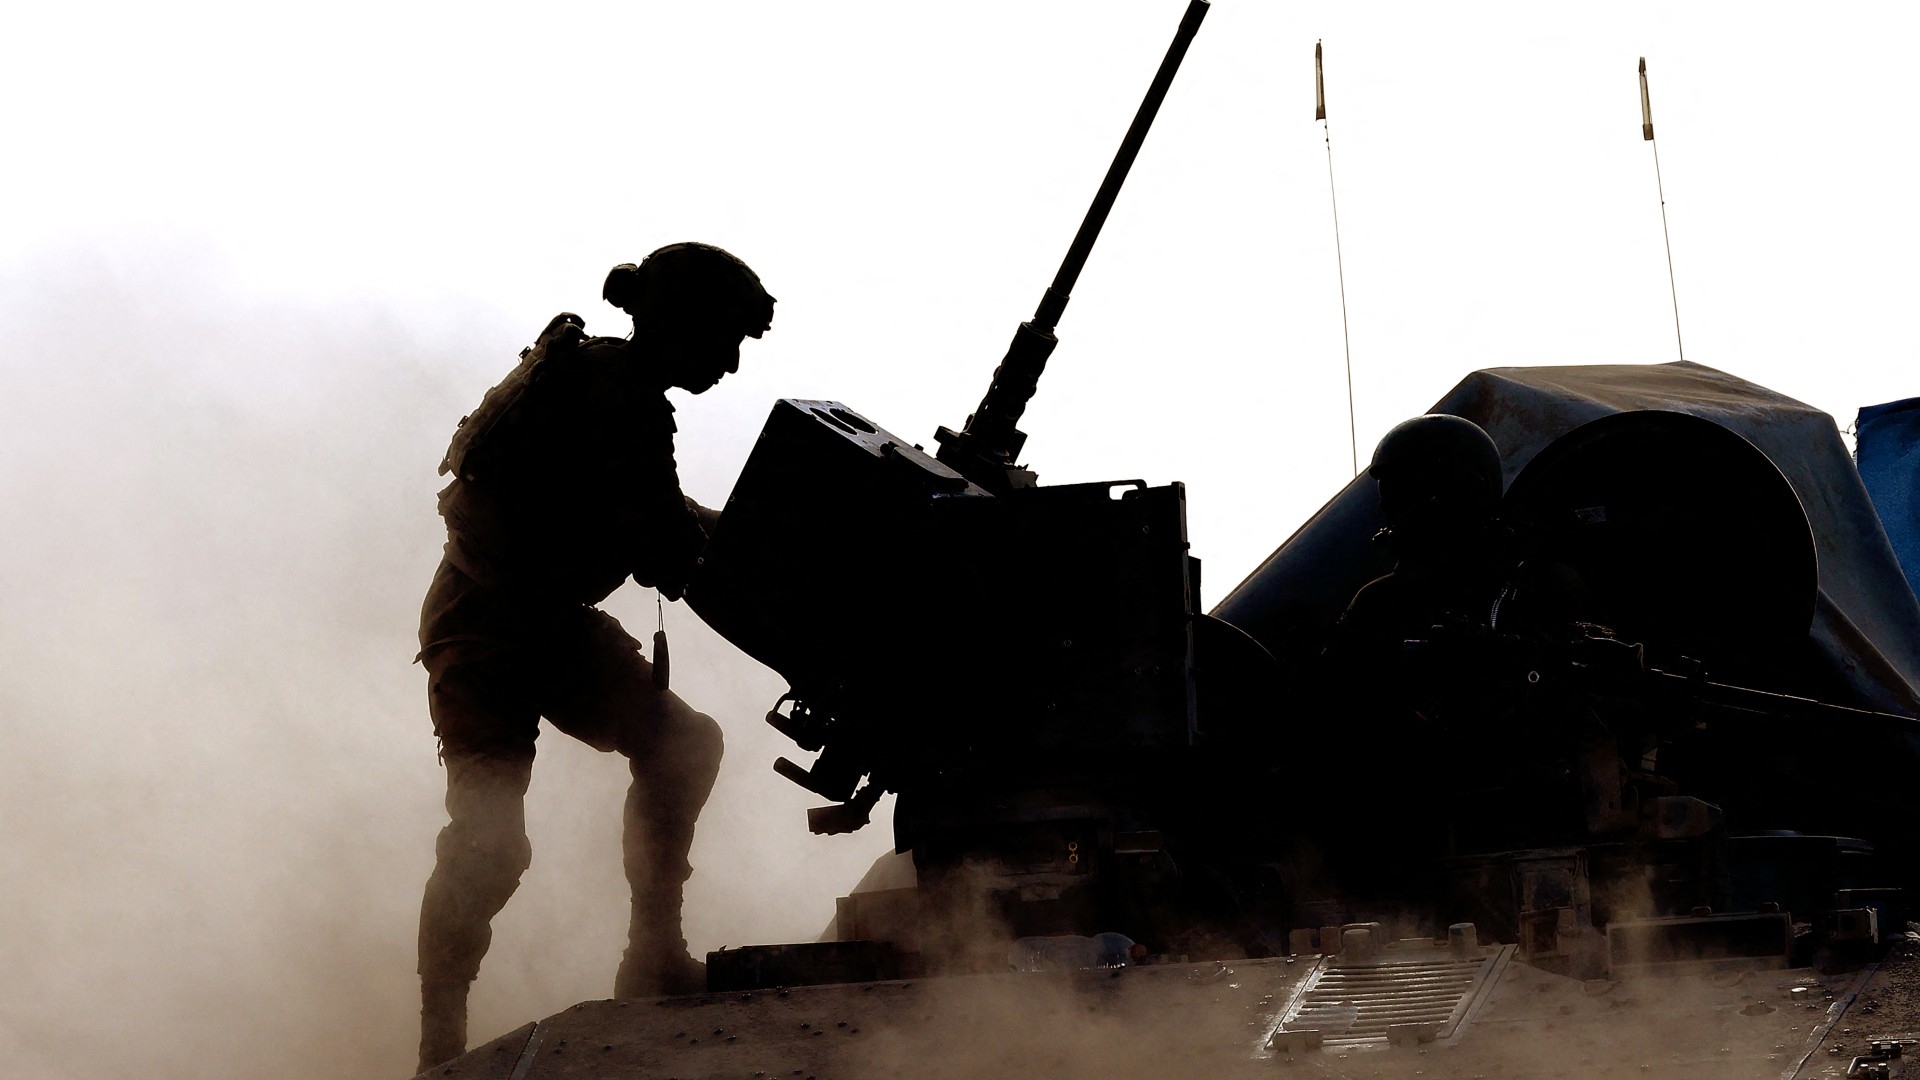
[1315,415,1621,875]
[414,243,773,1072]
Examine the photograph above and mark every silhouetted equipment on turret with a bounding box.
[687,0,1215,956]
[692,9,1207,792]
[1214,364,1920,973]
[686,3,1920,991]
[696,344,1920,981]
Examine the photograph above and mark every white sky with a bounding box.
[9,1,1915,582]
[2,1,1915,1075]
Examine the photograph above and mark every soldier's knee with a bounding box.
[434,819,533,903]
[682,709,723,775]
[666,710,724,796]
[435,817,533,869]
[624,704,723,776]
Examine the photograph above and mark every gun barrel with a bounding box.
[936,0,1210,492]
[1036,0,1210,334]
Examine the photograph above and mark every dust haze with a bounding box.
[0,240,893,1078]
[7,1,1911,1071]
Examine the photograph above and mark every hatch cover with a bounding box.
[1268,940,1512,1050]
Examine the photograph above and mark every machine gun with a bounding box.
[932,0,1210,495]
[1284,612,1920,970]
[688,0,1210,827]
[684,1,1217,948]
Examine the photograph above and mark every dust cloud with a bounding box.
[0,241,892,1078]
[844,970,1276,1080]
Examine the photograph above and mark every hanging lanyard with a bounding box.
[652,593,671,691]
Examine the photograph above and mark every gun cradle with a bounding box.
[687,399,1199,887]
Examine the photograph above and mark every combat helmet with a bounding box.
[603,242,776,339]
[1369,414,1504,540]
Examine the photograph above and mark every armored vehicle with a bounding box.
[414,4,1920,1075]
[417,353,1920,1080]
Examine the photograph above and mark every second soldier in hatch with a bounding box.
[1313,414,1629,876]
[414,243,775,1073]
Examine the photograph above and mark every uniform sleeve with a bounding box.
[606,386,708,599]
[627,459,708,598]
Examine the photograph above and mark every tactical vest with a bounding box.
[434,313,694,603]
[438,312,588,482]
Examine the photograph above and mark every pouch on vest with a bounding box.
[438,312,587,481]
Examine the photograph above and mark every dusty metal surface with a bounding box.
[417,958,1310,1080]
[1793,937,1920,1079]
[1253,952,1872,1079]
[411,948,1920,1080]
[1267,938,1510,1050]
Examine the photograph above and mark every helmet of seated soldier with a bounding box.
[602,243,776,340]
[1369,414,1503,552]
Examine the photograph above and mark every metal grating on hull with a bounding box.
[1272,943,1511,1049]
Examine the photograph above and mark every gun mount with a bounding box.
[687,396,1206,948]
[687,0,1220,953]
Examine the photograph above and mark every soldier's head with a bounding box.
[1369,414,1503,560]
[603,243,776,393]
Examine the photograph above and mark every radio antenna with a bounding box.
[1318,41,1358,476]
[1640,57,1685,363]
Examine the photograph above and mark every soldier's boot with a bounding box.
[415,753,534,1073]
[417,979,470,1075]
[613,875,707,998]
[614,713,722,999]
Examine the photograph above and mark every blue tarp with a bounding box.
[1857,397,1920,601]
